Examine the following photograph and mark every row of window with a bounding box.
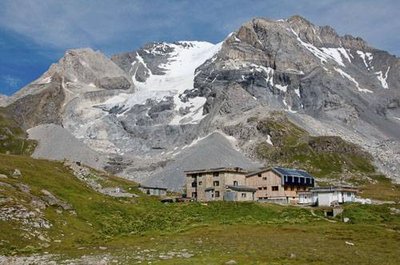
[195,180,239,187]
[284,176,313,184]
[191,172,220,178]
[258,186,279,191]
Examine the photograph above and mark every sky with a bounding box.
[0,0,399,96]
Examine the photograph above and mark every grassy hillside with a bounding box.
[255,114,375,179]
[1,153,399,264]
[0,108,36,155]
[0,153,316,255]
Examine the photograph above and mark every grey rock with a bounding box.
[95,76,131,90]
[40,189,73,211]
[16,183,31,193]
[12,169,22,177]
[28,124,105,170]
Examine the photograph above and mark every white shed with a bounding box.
[310,186,357,207]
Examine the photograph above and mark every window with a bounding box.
[288,176,293,183]
[290,186,294,191]
[347,192,351,197]
[272,186,279,191]
[300,178,304,184]
[213,172,219,177]
[306,178,310,184]
[262,177,267,180]
[191,192,197,198]
[233,181,238,186]
[198,181,202,186]
[258,173,262,177]
[191,174,197,179]
[263,187,267,190]
[258,187,263,190]
[213,181,220,186]
[241,193,247,198]
[191,182,197,188]
[294,177,299,183]
[215,191,220,198]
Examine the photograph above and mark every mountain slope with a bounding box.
[3,15,400,189]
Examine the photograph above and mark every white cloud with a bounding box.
[1,75,22,89]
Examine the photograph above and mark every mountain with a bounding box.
[3,16,400,190]
[0,94,7,107]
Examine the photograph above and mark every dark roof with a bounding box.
[226,185,257,192]
[184,167,247,175]
[245,167,269,177]
[272,167,314,179]
[139,185,167,191]
[246,167,315,179]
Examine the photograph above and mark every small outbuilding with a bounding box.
[223,185,257,202]
[300,186,358,207]
[139,185,167,196]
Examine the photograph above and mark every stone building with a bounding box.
[185,166,315,203]
[223,185,257,201]
[139,185,167,196]
[185,167,249,202]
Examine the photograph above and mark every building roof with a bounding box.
[272,167,314,179]
[310,186,358,193]
[246,167,315,186]
[226,185,257,192]
[184,167,247,175]
[139,185,167,191]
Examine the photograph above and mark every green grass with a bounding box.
[0,108,36,155]
[1,153,400,264]
[255,114,376,179]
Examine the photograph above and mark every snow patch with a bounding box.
[320,48,347,67]
[375,66,390,89]
[275,84,288,93]
[40,76,52,84]
[334,67,373,93]
[290,28,352,67]
[356,51,373,70]
[294,88,301,98]
[266,135,273,146]
[106,41,222,124]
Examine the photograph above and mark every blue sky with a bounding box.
[1,0,399,95]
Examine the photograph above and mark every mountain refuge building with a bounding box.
[185,166,315,203]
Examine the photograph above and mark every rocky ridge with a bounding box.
[3,15,400,189]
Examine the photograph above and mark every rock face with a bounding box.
[5,48,134,130]
[5,16,400,189]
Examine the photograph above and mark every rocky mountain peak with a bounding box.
[3,15,400,190]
